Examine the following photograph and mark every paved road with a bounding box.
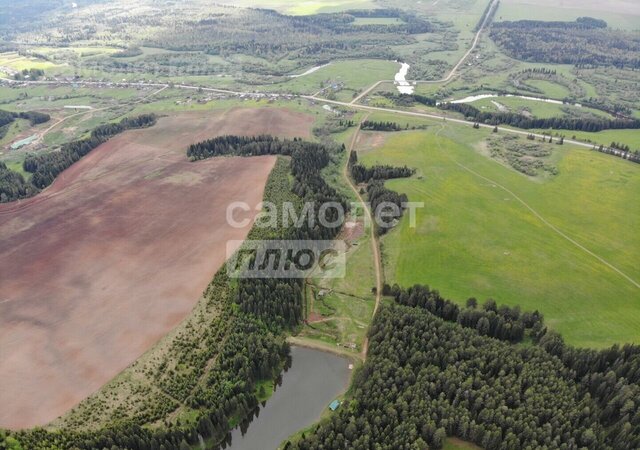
[305,95,597,150]
[0,75,600,150]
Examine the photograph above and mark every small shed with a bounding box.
[328,400,341,411]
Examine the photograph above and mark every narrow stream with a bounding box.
[226,346,352,450]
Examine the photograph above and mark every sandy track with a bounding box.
[0,107,313,429]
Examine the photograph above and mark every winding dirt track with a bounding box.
[341,115,383,358]
[0,107,314,429]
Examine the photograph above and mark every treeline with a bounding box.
[510,67,586,99]
[360,120,402,131]
[0,162,37,203]
[188,135,347,328]
[341,8,432,34]
[0,109,50,140]
[490,18,640,69]
[347,150,413,234]
[473,0,498,32]
[385,283,544,342]
[3,142,342,449]
[348,150,414,184]
[439,101,640,131]
[6,302,289,450]
[13,68,44,81]
[137,7,427,77]
[366,180,408,235]
[23,114,157,189]
[290,289,640,449]
[381,92,437,107]
[111,46,144,58]
[17,110,50,125]
[289,303,607,449]
[594,143,640,164]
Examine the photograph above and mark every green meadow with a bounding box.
[469,96,610,119]
[217,0,375,15]
[266,59,399,100]
[360,123,640,348]
[496,0,640,31]
[542,128,640,151]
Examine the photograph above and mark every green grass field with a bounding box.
[360,123,640,348]
[218,0,375,14]
[271,59,399,100]
[468,96,611,119]
[444,438,482,450]
[352,17,404,25]
[524,80,571,99]
[495,0,640,31]
[540,128,640,151]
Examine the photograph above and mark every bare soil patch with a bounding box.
[355,131,389,154]
[0,106,313,429]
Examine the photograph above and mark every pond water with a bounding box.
[288,63,331,78]
[394,62,414,94]
[226,346,352,450]
[444,93,581,107]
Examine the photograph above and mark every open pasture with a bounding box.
[357,123,640,348]
[495,0,640,30]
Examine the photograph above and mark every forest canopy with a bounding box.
[490,18,640,69]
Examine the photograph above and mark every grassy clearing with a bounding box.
[218,0,375,14]
[444,438,482,450]
[525,79,571,99]
[352,17,404,25]
[359,123,640,348]
[495,0,640,31]
[413,35,638,119]
[4,159,30,180]
[0,119,30,146]
[270,59,399,100]
[469,96,611,119]
[549,129,640,150]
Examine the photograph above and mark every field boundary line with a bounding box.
[433,127,640,289]
[341,115,384,358]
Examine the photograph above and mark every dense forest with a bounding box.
[36,4,433,78]
[490,18,640,69]
[140,7,431,66]
[289,287,640,449]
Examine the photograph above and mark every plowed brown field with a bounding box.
[0,107,314,429]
